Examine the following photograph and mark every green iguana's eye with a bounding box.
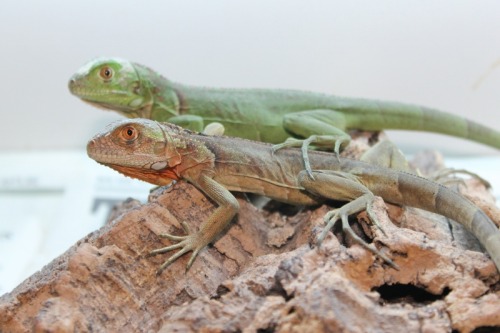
[99,66,113,80]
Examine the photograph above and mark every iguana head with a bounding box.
[88,119,217,186]
[69,57,156,118]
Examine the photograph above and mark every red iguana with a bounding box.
[86,119,500,274]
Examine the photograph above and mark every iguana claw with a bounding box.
[271,138,303,154]
[272,138,316,178]
[318,195,397,270]
[148,221,205,274]
[430,168,492,189]
[273,135,351,179]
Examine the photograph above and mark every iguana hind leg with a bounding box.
[361,140,491,188]
[298,169,398,269]
[429,168,491,188]
[360,140,412,171]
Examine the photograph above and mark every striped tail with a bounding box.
[396,173,500,271]
[342,98,500,150]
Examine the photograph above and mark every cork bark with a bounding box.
[1,134,499,333]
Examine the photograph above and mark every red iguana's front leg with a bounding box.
[149,174,239,274]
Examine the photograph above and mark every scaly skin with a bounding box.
[87,119,500,274]
[70,57,500,155]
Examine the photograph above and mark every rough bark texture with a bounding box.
[1,134,500,333]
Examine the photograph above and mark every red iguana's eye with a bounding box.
[99,66,113,80]
[121,126,138,141]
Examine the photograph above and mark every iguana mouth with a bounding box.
[71,86,129,98]
[99,162,180,186]
[79,98,147,116]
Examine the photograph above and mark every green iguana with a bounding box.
[70,58,500,163]
[87,119,500,274]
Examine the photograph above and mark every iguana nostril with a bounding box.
[86,139,96,156]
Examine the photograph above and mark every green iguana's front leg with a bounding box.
[298,169,398,269]
[273,110,351,177]
[149,174,239,273]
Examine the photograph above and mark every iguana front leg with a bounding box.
[273,110,351,177]
[149,174,239,273]
[298,169,398,269]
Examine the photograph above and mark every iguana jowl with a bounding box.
[87,119,500,274]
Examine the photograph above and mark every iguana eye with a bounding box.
[99,66,113,80]
[120,126,138,141]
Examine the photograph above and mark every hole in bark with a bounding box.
[261,199,305,216]
[268,280,293,301]
[492,280,500,292]
[271,257,302,301]
[368,131,381,145]
[257,326,277,333]
[471,327,500,333]
[374,283,450,305]
[212,285,231,299]
[348,129,381,145]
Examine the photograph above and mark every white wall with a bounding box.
[1,0,500,155]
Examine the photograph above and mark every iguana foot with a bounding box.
[429,168,491,189]
[271,138,303,153]
[272,135,350,179]
[148,221,205,274]
[272,138,317,178]
[318,194,397,269]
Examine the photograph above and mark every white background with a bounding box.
[1,1,500,294]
